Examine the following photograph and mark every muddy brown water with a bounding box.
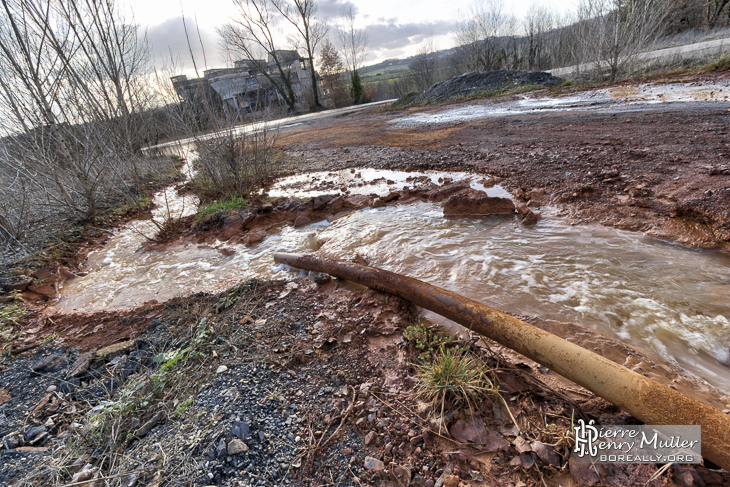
[55,80,730,397]
[55,168,730,398]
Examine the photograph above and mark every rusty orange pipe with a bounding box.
[274,252,730,470]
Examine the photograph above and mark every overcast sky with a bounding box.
[136,0,578,74]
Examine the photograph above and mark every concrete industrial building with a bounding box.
[171,50,316,121]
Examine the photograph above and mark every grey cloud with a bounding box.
[363,19,452,51]
[317,0,358,18]
[147,16,225,70]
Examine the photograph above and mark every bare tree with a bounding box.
[55,0,153,152]
[0,0,153,229]
[454,0,512,72]
[707,0,730,27]
[219,0,299,113]
[524,3,555,70]
[409,38,440,91]
[336,5,368,73]
[271,0,327,109]
[576,0,673,81]
[335,5,368,102]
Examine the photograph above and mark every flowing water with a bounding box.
[56,82,730,396]
[390,81,730,127]
[56,167,730,395]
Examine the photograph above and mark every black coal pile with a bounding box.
[417,70,562,103]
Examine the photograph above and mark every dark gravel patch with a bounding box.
[418,70,563,104]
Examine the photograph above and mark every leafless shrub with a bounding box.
[191,125,279,202]
[0,0,166,247]
[575,0,675,80]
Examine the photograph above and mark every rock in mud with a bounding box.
[426,181,470,202]
[242,229,266,246]
[443,190,515,216]
[449,417,509,451]
[294,215,312,227]
[313,195,335,210]
[5,278,32,293]
[31,354,67,373]
[516,203,539,225]
[343,195,372,209]
[313,273,331,285]
[96,340,135,360]
[26,283,57,299]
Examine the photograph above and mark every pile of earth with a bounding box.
[416,70,563,104]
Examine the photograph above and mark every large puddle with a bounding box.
[391,81,730,126]
[55,167,730,396]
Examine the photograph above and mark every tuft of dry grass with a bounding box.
[414,346,497,412]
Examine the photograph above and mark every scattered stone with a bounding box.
[31,354,67,373]
[231,421,250,440]
[66,351,96,379]
[24,425,47,443]
[96,340,135,360]
[449,418,509,451]
[58,378,81,394]
[393,465,412,485]
[214,437,227,459]
[531,441,562,467]
[216,365,228,374]
[227,438,249,455]
[134,411,163,438]
[364,431,376,446]
[28,431,49,445]
[363,456,385,472]
[2,433,21,449]
[416,70,562,104]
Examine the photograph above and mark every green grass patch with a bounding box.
[390,92,421,109]
[702,52,730,72]
[403,322,458,364]
[0,303,25,328]
[197,195,249,219]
